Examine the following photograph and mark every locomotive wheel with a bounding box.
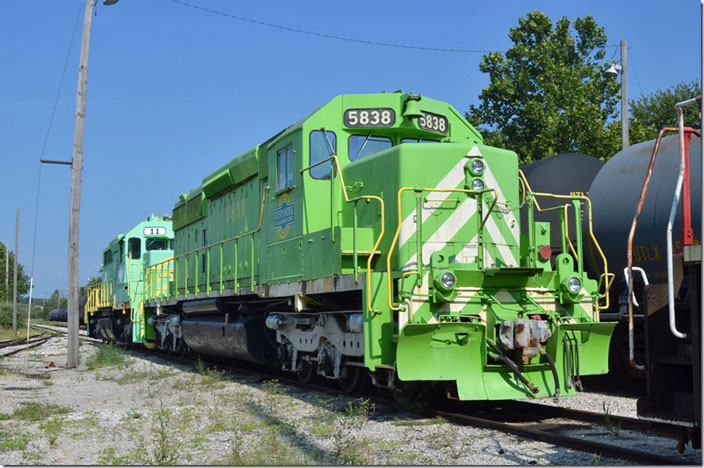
[297,361,315,384]
[391,381,421,405]
[338,366,362,393]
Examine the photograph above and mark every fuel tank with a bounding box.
[520,153,605,254]
[586,134,701,297]
[180,300,278,366]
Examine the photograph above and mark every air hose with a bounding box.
[540,349,560,402]
[486,339,539,394]
[563,336,573,390]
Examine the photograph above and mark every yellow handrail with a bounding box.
[300,155,386,314]
[385,187,498,312]
[518,170,614,311]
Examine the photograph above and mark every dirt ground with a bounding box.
[0,337,696,465]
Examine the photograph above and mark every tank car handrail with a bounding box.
[625,120,701,357]
[666,99,701,340]
[623,266,649,309]
[300,154,386,314]
[518,170,614,314]
[385,186,498,313]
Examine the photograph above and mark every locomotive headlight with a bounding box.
[441,272,456,289]
[469,159,485,176]
[471,178,484,192]
[567,276,582,293]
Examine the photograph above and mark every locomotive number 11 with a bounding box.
[344,108,395,128]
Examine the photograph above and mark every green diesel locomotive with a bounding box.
[87,91,615,401]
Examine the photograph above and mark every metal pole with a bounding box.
[26,277,33,341]
[67,0,94,368]
[12,208,19,335]
[621,39,629,150]
[4,239,8,302]
[700,0,703,333]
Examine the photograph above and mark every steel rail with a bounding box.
[0,335,55,357]
[428,408,691,465]
[0,332,50,349]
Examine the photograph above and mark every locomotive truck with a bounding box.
[86,91,616,402]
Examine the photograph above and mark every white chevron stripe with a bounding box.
[482,164,519,243]
[483,214,518,267]
[398,157,468,249]
[401,196,477,270]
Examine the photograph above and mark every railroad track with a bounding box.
[0,333,56,357]
[19,325,695,465]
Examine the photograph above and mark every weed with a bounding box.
[344,397,375,419]
[310,421,335,436]
[85,344,127,370]
[20,442,46,464]
[592,452,601,465]
[97,447,129,465]
[11,403,70,421]
[41,379,53,387]
[152,407,182,465]
[195,359,227,387]
[262,379,286,396]
[0,431,30,452]
[601,401,620,436]
[40,417,66,445]
[376,439,402,451]
[0,413,9,421]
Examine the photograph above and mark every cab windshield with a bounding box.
[349,134,392,162]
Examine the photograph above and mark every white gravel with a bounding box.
[0,337,698,465]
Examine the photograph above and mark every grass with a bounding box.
[85,344,127,370]
[40,417,65,445]
[0,326,45,341]
[601,401,620,436]
[0,431,31,452]
[11,403,70,421]
[194,359,228,387]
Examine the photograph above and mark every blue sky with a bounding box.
[0,0,700,300]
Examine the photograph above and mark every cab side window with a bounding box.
[277,145,294,192]
[128,237,141,260]
[309,130,337,180]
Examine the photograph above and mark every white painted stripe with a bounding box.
[483,214,518,267]
[398,157,468,249]
[483,164,519,243]
[401,196,477,270]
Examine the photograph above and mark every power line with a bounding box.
[628,46,645,97]
[31,1,84,278]
[167,0,495,54]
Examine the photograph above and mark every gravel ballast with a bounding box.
[0,337,699,465]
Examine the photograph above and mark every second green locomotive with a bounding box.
[88,91,615,401]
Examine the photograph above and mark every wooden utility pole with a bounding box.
[12,208,19,335]
[621,40,629,150]
[67,0,95,368]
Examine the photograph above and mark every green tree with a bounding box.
[0,241,30,301]
[467,10,621,163]
[45,289,61,311]
[629,80,701,144]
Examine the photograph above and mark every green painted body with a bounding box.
[147,91,614,400]
[89,215,174,344]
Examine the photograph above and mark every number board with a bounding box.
[343,108,395,128]
[417,111,449,135]
[143,227,167,236]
